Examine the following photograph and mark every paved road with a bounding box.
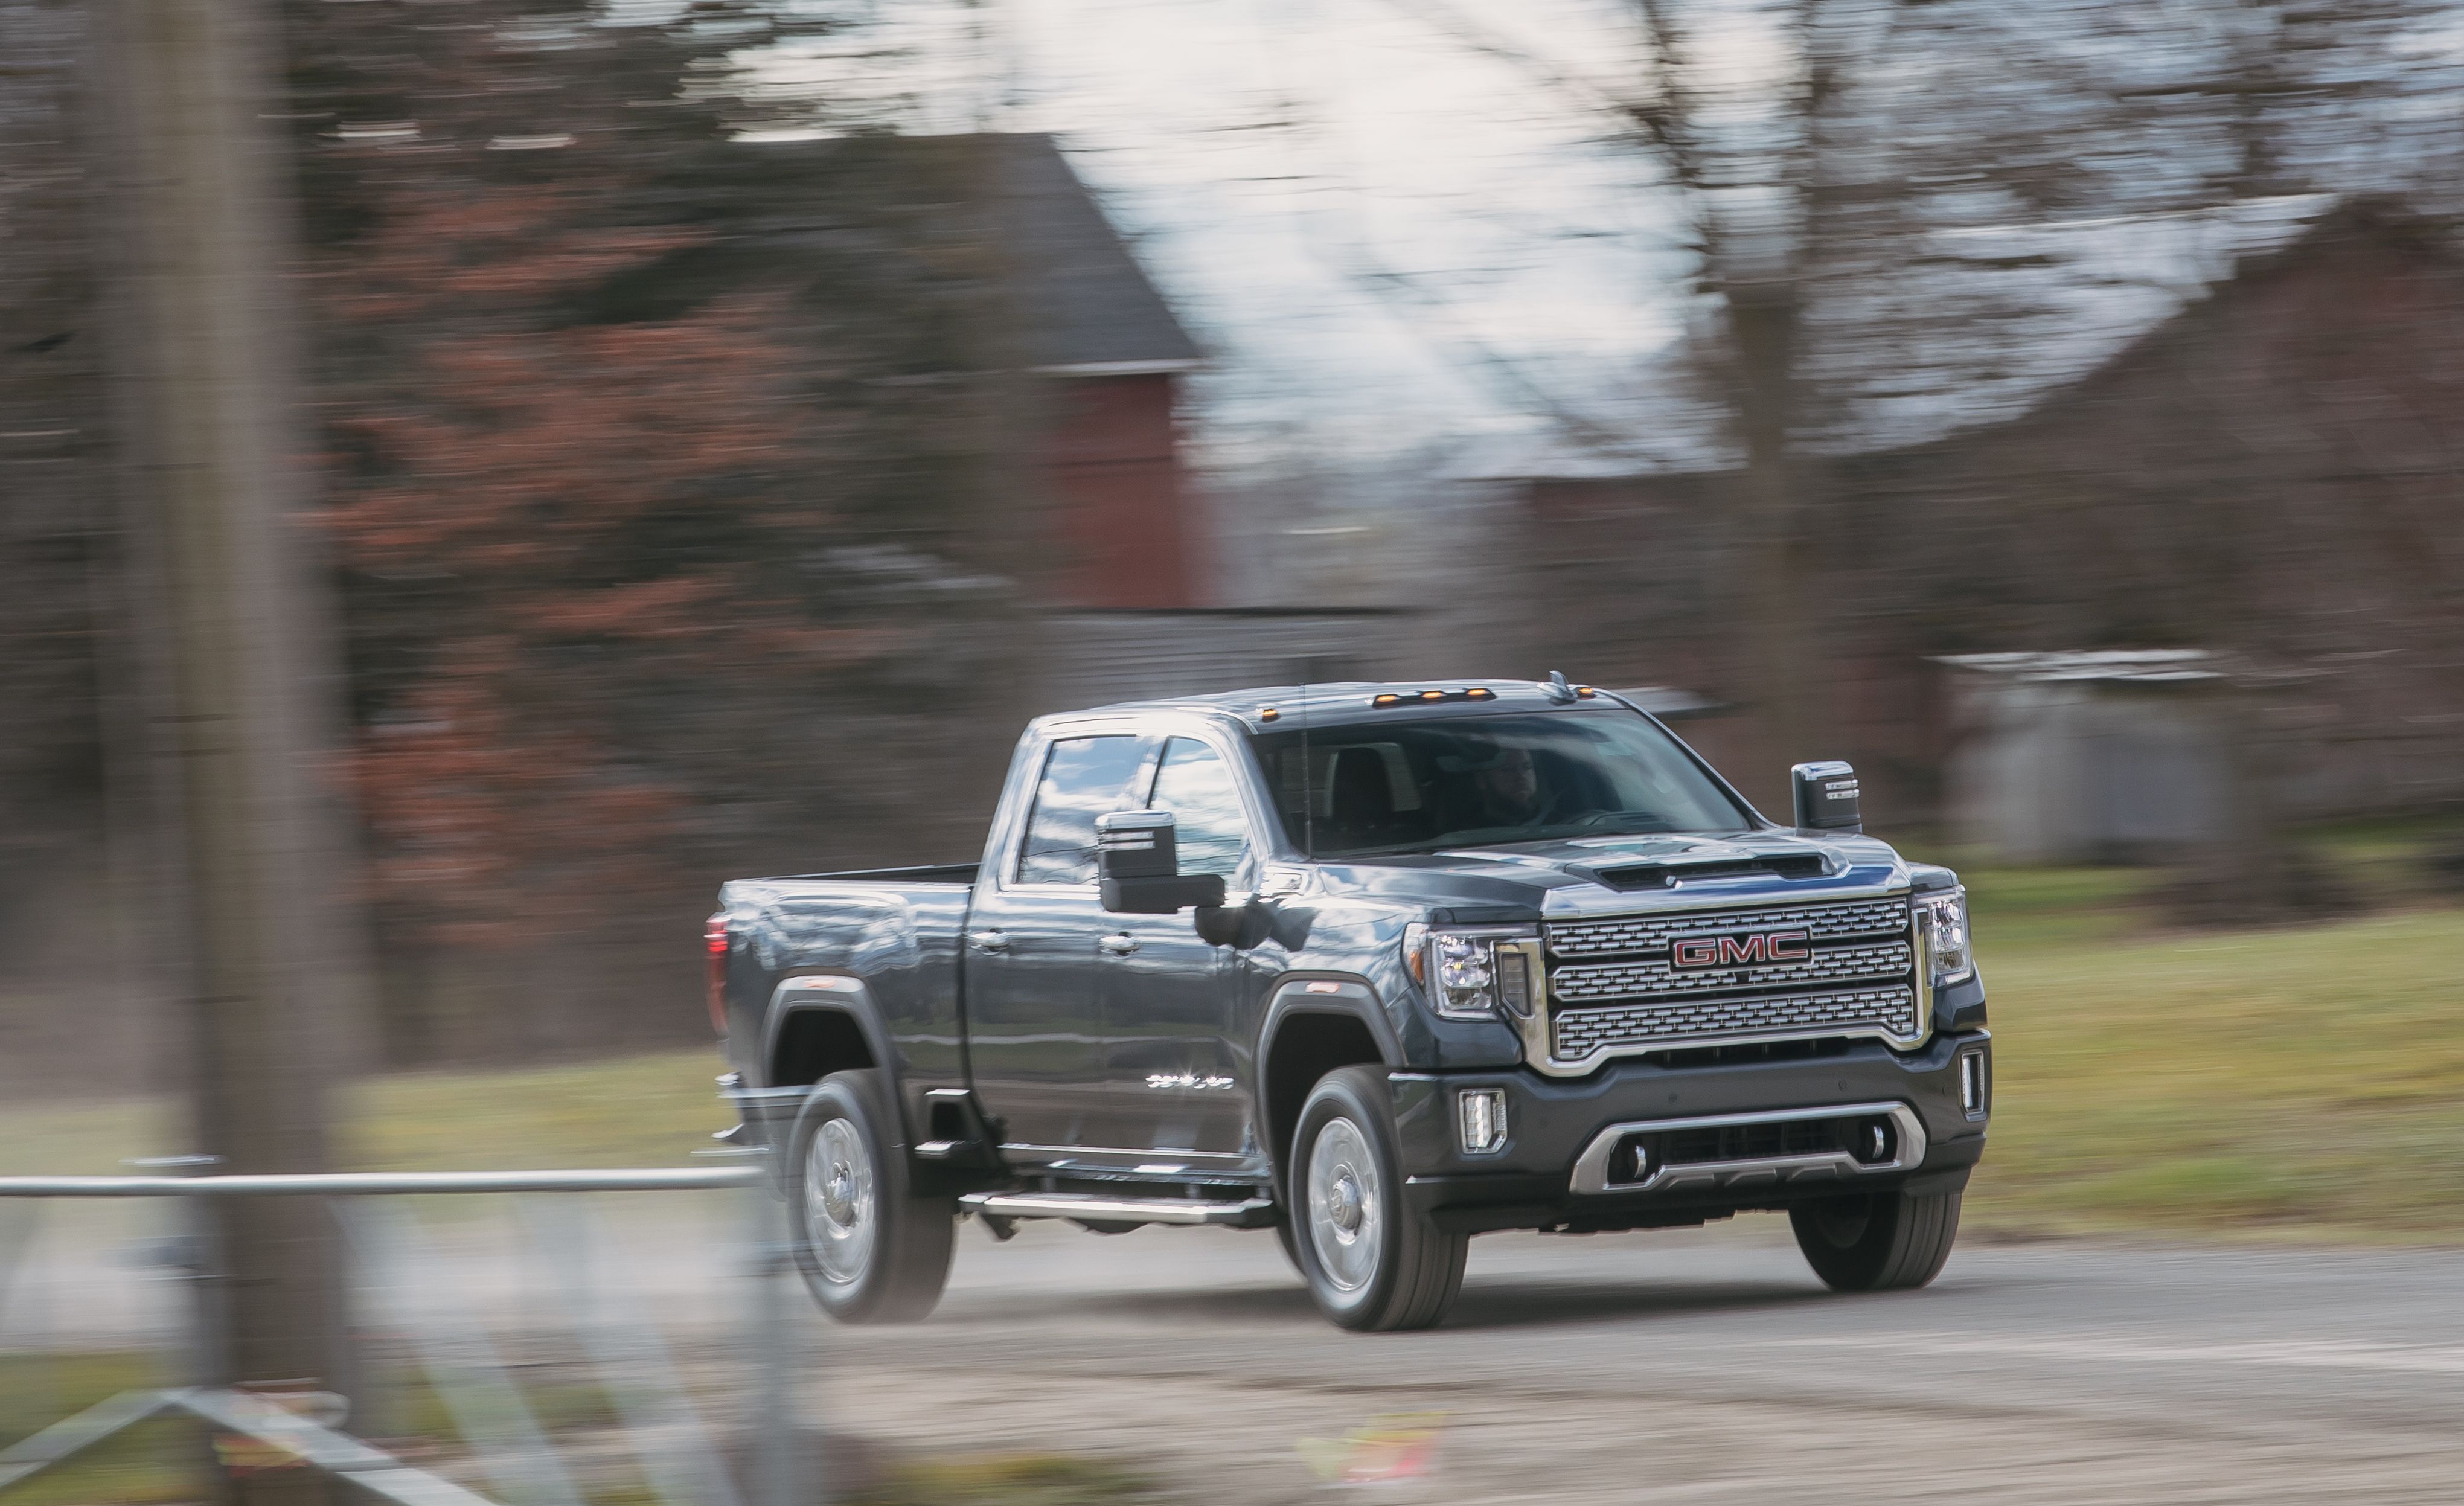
[17,1200,2464,1500]
[809,1214,2464,1504]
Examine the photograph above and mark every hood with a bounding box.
[1308,828,1913,922]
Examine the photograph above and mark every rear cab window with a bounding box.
[1146,735,1252,879]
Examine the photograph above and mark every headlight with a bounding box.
[1404,925,1537,1020]
[1918,888,1973,987]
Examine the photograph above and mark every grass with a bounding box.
[0,1051,737,1177]
[855,1453,1153,1505]
[1962,894,2464,1239]
[0,1351,196,1506]
[5,838,2463,1242]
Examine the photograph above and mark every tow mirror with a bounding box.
[1097,810,1227,914]
[1790,761,1862,834]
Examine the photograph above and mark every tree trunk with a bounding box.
[86,0,364,1492]
[1724,277,1818,803]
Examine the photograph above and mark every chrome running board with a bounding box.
[958,1190,1273,1227]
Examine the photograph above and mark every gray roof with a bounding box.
[720,133,1200,376]
[1047,678,1652,733]
[993,134,1202,375]
[1934,650,2224,685]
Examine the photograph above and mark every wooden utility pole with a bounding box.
[86,0,360,1486]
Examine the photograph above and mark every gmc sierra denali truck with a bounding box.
[706,676,1990,1331]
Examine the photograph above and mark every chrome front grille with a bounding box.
[1552,940,1914,1004]
[1552,987,1920,1062]
[1547,896,1911,958]
[1541,894,1921,1068]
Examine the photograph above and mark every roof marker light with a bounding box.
[1372,693,1402,707]
[1466,687,1494,699]
[1259,707,1280,721]
[1421,690,1445,701]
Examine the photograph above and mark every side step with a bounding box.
[958,1191,1275,1228]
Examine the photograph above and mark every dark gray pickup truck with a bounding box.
[706,676,1990,1331]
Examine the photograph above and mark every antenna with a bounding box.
[1299,677,1315,859]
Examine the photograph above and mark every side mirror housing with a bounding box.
[1097,810,1227,914]
[1791,761,1863,834]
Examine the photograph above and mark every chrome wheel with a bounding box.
[804,1115,877,1287]
[1306,1116,1383,1295]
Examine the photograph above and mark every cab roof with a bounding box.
[1049,678,1625,735]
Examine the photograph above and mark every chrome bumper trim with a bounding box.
[1567,1101,1927,1196]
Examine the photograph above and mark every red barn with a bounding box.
[994,135,1206,608]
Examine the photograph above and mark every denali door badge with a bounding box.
[1148,1072,1236,1091]
[1672,929,1810,969]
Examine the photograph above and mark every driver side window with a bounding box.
[1146,737,1250,879]
[1016,734,1151,885]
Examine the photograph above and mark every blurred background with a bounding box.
[5,0,2464,1500]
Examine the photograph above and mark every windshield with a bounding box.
[1252,709,1756,858]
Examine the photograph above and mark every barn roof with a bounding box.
[716,132,1201,376]
[993,133,1203,376]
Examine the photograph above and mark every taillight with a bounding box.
[704,912,731,1035]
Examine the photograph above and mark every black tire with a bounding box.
[1287,1066,1467,1331]
[785,1070,955,1324]
[1790,1188,1962,1293]
[1273,1214,1307,1276]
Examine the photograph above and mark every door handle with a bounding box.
[967,929,1010,955]
[1098,933,1139,956]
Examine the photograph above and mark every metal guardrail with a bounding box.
[0,1168,762,1197]
[0,1142,811,1506]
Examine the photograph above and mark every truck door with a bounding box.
[1096,735,1261,1167]
[963,731,1153,1159]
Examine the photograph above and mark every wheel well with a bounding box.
[1263,1009,1386,1181]
[770,1005,875,1088]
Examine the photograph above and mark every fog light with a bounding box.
[1457,1088,1507,1155]
[1959,1051,1988,1118]
[1852,1118,1895,1165]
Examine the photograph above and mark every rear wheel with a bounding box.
[786,1070,955,1324]
[1288,1066,1467,1331]
[1790,1188,1962,1293]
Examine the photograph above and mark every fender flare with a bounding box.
[1256,976,1405,1181]
[1259,975,1406,1068]
[759,974,908,1139]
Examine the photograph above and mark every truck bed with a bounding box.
[718,868,978,1099]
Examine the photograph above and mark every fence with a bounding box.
[0,1126,814,1506]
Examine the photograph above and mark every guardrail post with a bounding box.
[746,1165,802,1506]
[722,1076,810,1506]
[126,1156,228,1393]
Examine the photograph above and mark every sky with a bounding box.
[753,0,2464,477]
[763,0,1704,467]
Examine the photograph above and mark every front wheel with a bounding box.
[1288,1066,1467,1331]
[786,1070,955,1324]
[1790,1188,1962,1293]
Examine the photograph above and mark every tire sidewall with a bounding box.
[1289,1068,1407,1327]
[787,1071,906,1322]
[1791,1188,1960,1293]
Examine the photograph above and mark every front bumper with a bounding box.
[1386,1030,1990,1234]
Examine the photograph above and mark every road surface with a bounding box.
[14,1200,2464,1501]
[810,1214,2464,1503]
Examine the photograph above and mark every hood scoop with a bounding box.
[1583,853,1829,892]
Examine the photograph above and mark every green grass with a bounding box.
[0,1051,736,1177]
[1963,899,2464,1239]
[855,1453,1153,1505]
[0,1352,197,1506]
